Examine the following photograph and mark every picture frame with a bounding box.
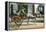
[5,1,44,31]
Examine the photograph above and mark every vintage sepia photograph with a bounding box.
[5,2,44,30]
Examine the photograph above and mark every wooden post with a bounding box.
[32,4,35,16]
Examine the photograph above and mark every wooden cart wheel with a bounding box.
[11,16,23,28]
